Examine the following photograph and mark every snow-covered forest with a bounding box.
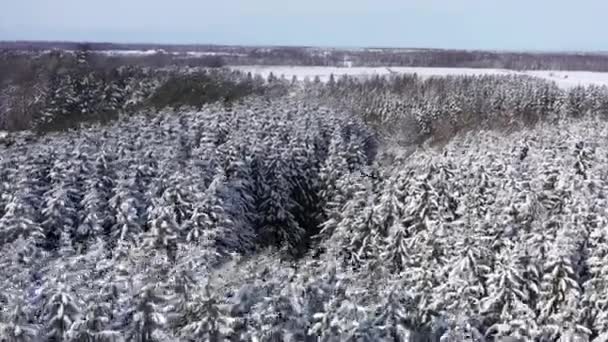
[4,52,608,341]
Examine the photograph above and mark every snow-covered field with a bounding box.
[231,65,608,89]
[526,70,608,89]
[96,49,246,57]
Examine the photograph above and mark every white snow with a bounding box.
[92,50,247,58]
[97,49,164,56]
[230,65,608,89]
[183,51,247,57]
[526,70,608,89]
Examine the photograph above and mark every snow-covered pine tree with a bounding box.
[40,182,79,251]
[123,284,170,342]
[536,227,589,341]
[186,173,254,260]
[0,301,40,342]
[308,279,367,342]
[317,131,350,221]
[111,198,142,246]
[247,290,304,341]
[143,200,179,263]
[108,173,145,245]
[481,245,538,340]
[256,145,306,254]
[583,193,608,340]
[345,193,381,267]
[43,281,81,342]
[439,317,485,342]
[316,171,370,247]
[78,181,108,246]
[372,287,412,342]
[0,196,45,248]
[574,140,594,179]
[159,171,194,228]
[381,220,411,274]
[66,300,122,342]
[433,235,491,328]
[178,283,234,342]
[372,169,408,238]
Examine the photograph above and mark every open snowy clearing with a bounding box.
[94,49,246,57]
[231,65,608,89]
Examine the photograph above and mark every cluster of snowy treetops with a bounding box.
[311,73,608,144]
[0,98,375,341]
[0,50,278,132]
[3,70,608,341]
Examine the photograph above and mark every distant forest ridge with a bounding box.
[3,40,608,71]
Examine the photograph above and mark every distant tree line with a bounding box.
[0,49,279,132]
[5,41,608,71]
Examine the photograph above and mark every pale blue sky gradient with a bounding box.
[1,0,607,51]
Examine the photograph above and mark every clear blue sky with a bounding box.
[1,0,607,51]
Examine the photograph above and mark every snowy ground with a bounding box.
[95,50,246,57]
[526,70,608,89]
[231,65,608,89]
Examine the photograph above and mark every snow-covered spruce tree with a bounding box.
[400,163,439,236]
[78,179,109,246]
[317,131,352,223]
[3,152,54,221]
[318,171,379,268]
[308,274,373,342]
[0,233,50,324]
[430,161,460,223]
[372,287,413,342]
[394,164,449,269]
[49,239,121,341]
[256,145,306,254]
[562,86,589,118]
[110,197,142,246]
[464,163,497,220]
[535,226,589,341]
[391,266,445,341]
[40,176,80,251]
[66,300,122,342]
[158,171,194,228]
[177,283,233,342]
[0,196,45,248]
[224,255,302,340]
[42,281,81,342]
[438,317,485,342]
[342,192,381,267]
[163,264,197,324]
[316,171,371,247]
[39,73,78,127]
[186,173,254,260]
[583,184,608,340]
[283,136,325,248]
[481,245,538,340]
[0,302,40,342]
[108,243,175,342]
[381,220,411,274]
[101,81,126,114]
[143,199,179,263]
[297,259,342,323]
[75,151,115,243]
[433,234,491,332]
[245,282,310,342]
[573,140,594,179]
[372,168,409,238]
[122,284,171,342]
[108,173,145,245]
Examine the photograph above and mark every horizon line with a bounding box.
[2,39,608,55]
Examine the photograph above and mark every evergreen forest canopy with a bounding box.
[3,51,608,341]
